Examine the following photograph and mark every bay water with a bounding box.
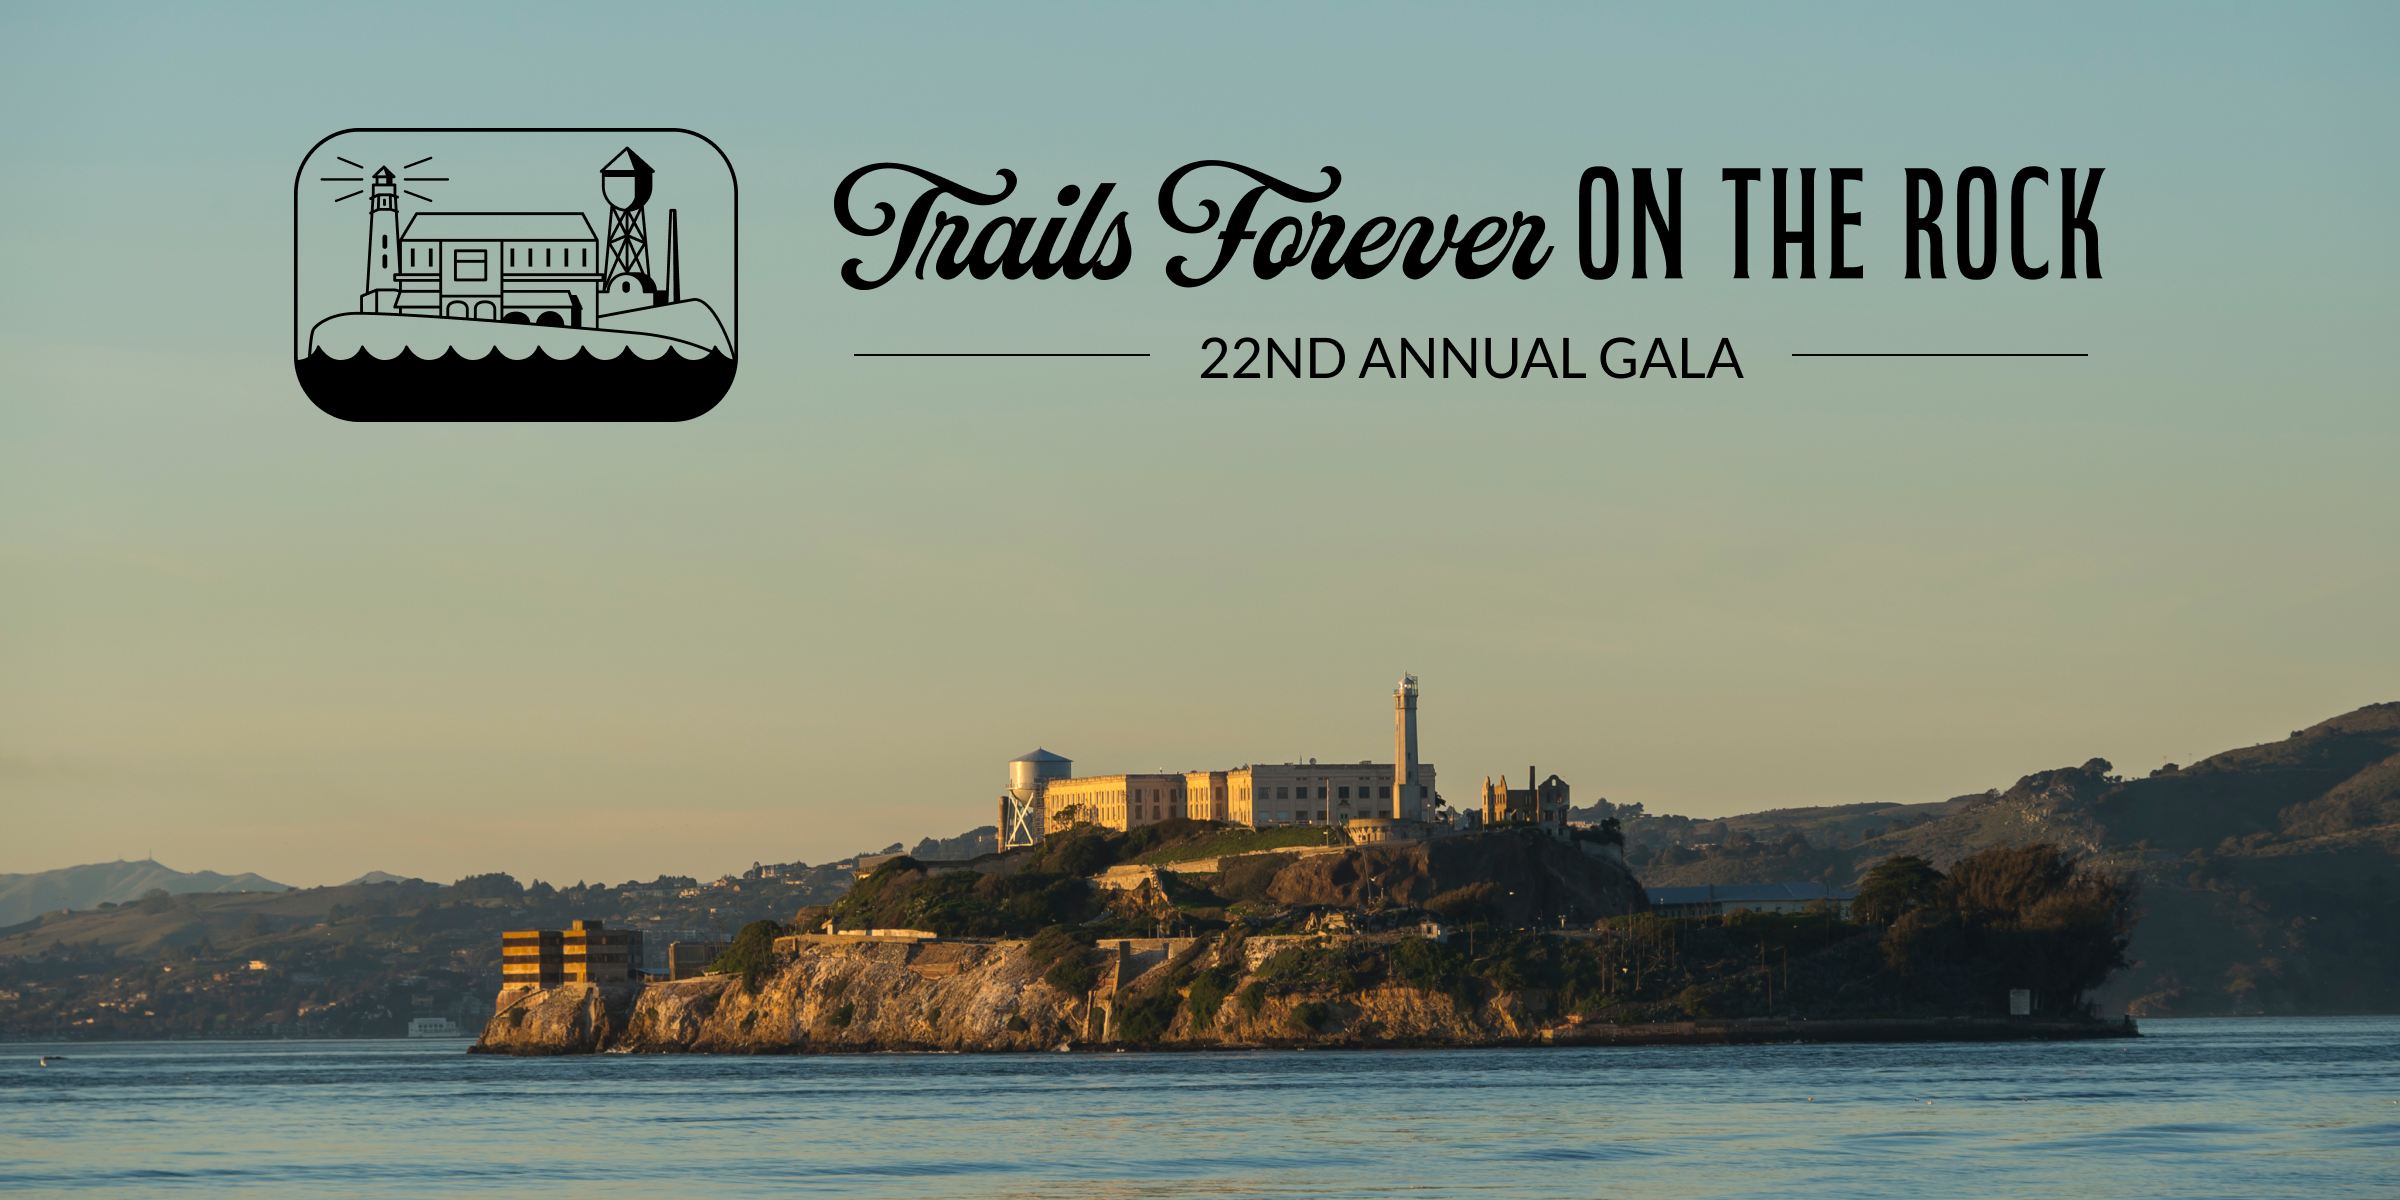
[3,1017,2393,1197]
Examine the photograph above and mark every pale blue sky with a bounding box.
[2,3,2393,887]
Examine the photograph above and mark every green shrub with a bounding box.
[1116,817,1225,861]
[1252,943,1377,992]
[823,862,1096,939]
[1237,981,1266,1016]
[1025,925,1085,967]
[1389,936,1478,1005]
[1185,965,1240,1032]
[1030,828,1121,878]
[1426,881,1502,919]
[1253,946,1322,984]
[829,1002,854,1028]
[708,919,788,993]
[1005,1014,1030,1032]
[1288,1000,1330,1033]
[1112,990,1184,1043]
[1217,925,1249,958]
[1044,954,1099,993]
[1131,824,1337,866]
[1481,956,1530,991]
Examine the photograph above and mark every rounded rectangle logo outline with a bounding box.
[292,127,739,422]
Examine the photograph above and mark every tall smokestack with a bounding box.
[1394,675,1419,818]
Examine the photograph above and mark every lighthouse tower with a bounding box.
[358,166,401,314]
[1393,674,1422,819]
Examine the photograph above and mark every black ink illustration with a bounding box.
[293,130,737,421]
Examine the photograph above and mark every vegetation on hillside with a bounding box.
[1050,842,2137,1047]
[1128,824,1352,865]
[799,855,1112,940]
[1612,701,2400,1016]
[796,819,1374,941]
[706,919,787,992]
[1851,855,1943,925]
[1392,842,2126,1024]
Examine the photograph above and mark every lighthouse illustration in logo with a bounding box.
[361,166,401,313]
[294,129,737,422]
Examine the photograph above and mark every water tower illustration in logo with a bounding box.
[293,129,737,421]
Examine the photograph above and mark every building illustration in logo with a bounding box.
[357,160,600,327]
[296,130,736,422]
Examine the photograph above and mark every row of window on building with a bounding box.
[397,245,592,276]
[1259,784,1395,801]
[1068,782,1412,804]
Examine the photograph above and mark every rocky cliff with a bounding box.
[472,826,2137,1055]
[475,933,1519,1055]
[474,923,2129,1056]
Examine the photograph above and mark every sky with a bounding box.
[2,3,2394,888]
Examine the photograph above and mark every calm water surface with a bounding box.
[2,1018,2394,1198]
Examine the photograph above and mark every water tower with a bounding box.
[999,749,1072,850]
[599,147,664,315]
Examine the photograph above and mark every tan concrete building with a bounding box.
[1038,772,1191,833]
[1223,760,1436,826]
[997,676,1438,845]
[500,919,643,992]
[1185,770,1232,823]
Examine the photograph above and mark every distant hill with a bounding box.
[0,860,289,927]
[337,871,421,887]
[0,870,835,1040]
[912,826,999,861]
[1615,701,2400,1016]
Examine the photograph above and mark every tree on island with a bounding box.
[1853,855,1944,925]
[707,920,787,993]
[1876,843,2139,1017]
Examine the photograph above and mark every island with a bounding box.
[472,822,2138,1054]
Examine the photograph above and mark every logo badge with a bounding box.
[293,129,737,421]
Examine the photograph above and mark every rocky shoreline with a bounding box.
[471,933,2136,1056]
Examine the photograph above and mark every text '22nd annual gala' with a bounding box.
[1197,336,1743,381]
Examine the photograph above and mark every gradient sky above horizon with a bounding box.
[2,3,2394,888]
